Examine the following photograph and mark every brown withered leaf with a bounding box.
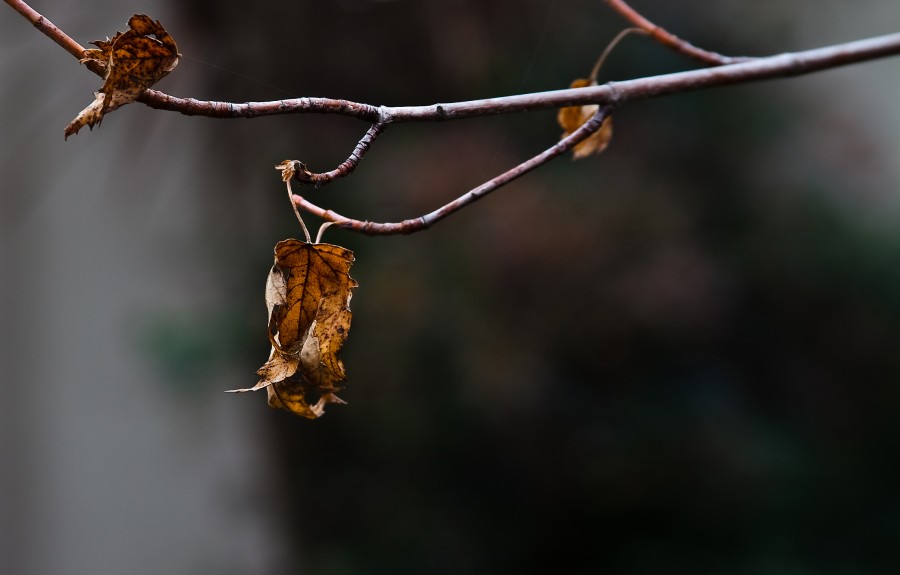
[228,239,357,419]
[65,14,179,139]
[266,369,348,419]
[557,78,613,160]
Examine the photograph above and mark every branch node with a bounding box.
[377,105,394,123]
[605,81,622,106]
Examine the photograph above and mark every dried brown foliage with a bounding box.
[229,239,357,419]
[65,14,178,139]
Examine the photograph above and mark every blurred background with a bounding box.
[2,1,900,573]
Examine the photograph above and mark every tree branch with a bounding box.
[3,0,106,75]
[604,0,752,65]
[288,106,615,235]
[7,0,898,122]
[135,33,900,123]
[277,122,388,187]
[7,0,900,236]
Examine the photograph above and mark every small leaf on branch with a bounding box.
[227,239,357,419]
[557,78,613,160]
[65,14,179,139]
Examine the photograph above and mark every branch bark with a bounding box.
[279,122,388,187]
[6,0,900,236]
[289,106,615,235]
[604,0,752,65]
[136,33,900,123]
[7,0,900,124]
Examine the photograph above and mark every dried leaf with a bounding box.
[275,159,313,182]
[557,78,613,160]
[65,14,179,139]
[266,372,348,419]
[228,239,357,419]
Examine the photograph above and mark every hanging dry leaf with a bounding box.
[228,239,357,419]
[557,78,613,160]
[65,14,179,139]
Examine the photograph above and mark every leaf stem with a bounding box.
[589,28,648,82]
[3,0,106,75]
[603,0,752,65]
[286,180,312,243]
[8,0,900,237]
[315,222,337,244]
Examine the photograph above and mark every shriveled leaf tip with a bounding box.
[275,159,312,182]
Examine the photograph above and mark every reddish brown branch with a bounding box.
[8,0,900,122]
[5,0,84,59]
[139,92,383,122]
[8,0,900,237]
[140,33,900,122]
[3,0,105,74]
[604,0,752,65]
[590,27,648,81]
[280,122,388,187]
[290,106,614,235]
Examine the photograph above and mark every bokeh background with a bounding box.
[3,1,900,573]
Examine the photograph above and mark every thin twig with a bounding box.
[140,93,383,122]
[3,0,104,75]
[289,106,614,235]
[286,122,388,187]
[604,0,752,65]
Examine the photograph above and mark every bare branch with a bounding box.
[8,1,900,123]
[604,0,752,65]
[140,33,900,122]
[289,106,614,235]
[139,92,383,122]
[3,0,104,75]
[7,0,900,237]
[281,122,388,187]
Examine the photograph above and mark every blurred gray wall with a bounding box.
[0,2,287,574]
